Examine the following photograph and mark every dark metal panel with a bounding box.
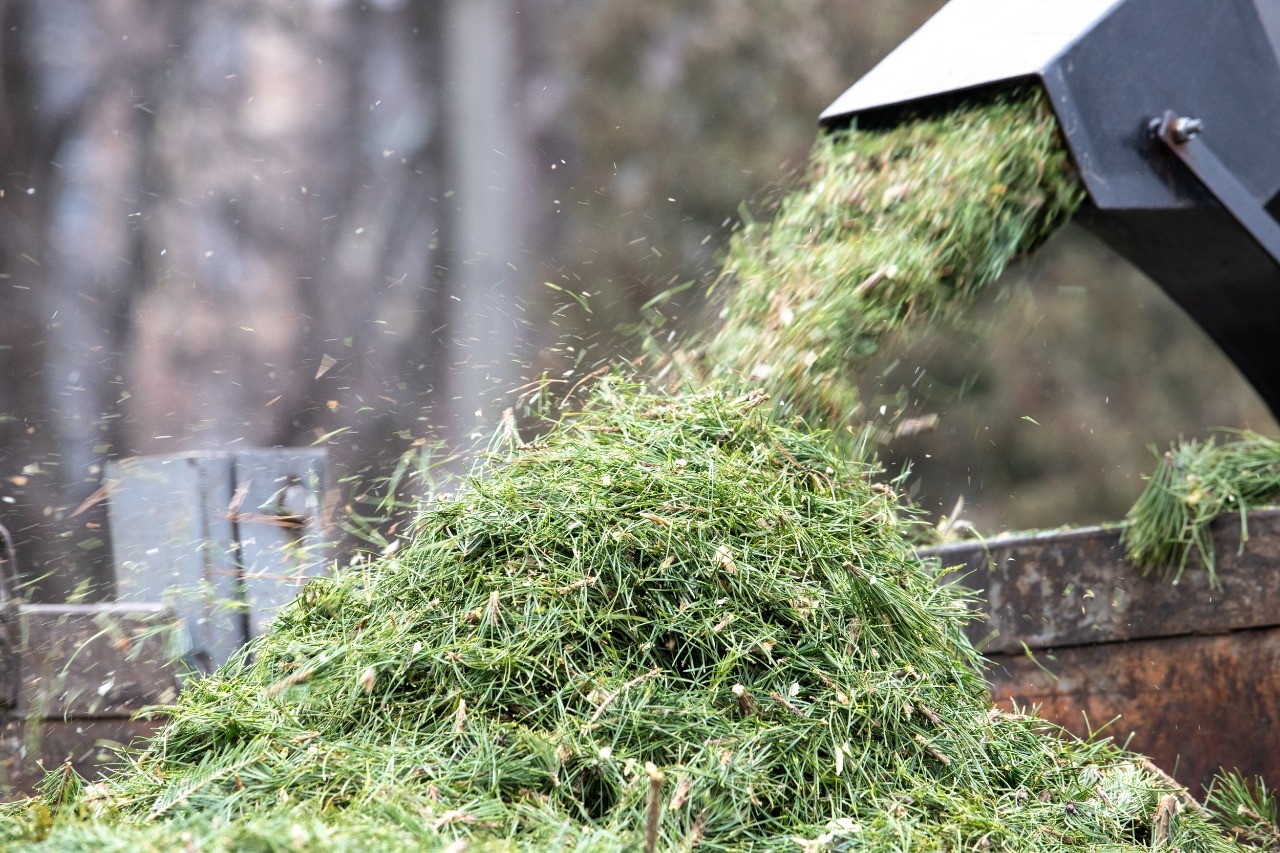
[1054,0,1280,210]
[1153,111,1280,262]
[929,509,1280,655]
[1080,205,1280,414]
[820,0,1122,125]
[819,0,1280,414]
[987,629,1280,794]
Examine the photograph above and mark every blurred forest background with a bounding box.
[0,0,1273,601]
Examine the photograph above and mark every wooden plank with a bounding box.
[108,453,243,670]
[231,449,328,639]
[986,628,1280,794]
[926,509,1280,654]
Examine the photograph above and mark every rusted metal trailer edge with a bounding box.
[924,508,1280,654]
[924,508,1280,794]
[0,603,179,797]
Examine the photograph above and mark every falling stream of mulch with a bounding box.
[701,90,1082,432]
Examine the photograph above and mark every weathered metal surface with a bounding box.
[0,718,161,795]
[230,451,327,641]
[926,509,1280,792]
[15,604,180,717]
[986,629,1280,794]
[109,448,329,671]
[108,453,242,669]
[926,509,1280,655]
[0,603,179,799]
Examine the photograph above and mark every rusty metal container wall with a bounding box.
[0,604,180,797]
[924,509,1280,793]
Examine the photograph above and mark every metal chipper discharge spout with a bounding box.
[822,0,1280,417]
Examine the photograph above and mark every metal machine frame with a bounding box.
[822,0,1280,415]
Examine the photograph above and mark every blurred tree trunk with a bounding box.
[0,0,539,600]
[441,0,532,446]
[0,0,180,599]
[123,0,457,533]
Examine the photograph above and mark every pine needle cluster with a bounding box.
[1122,433,1280,583]
[704,89,1084,428]
[0,382,1249,850]
[1208,770,1280,850]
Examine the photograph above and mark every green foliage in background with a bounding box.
[0,382,1250,850]
[875,228,1274,532]
[548,1,942,324]
[704,90,1083,432]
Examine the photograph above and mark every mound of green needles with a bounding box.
[0,382,1245,850]
[0,90,1259,850]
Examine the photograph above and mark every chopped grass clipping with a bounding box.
[705,89,1083,428]
[1123,432,1280,583]
[0,382,1247,850]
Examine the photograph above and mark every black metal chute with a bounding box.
[822,0,1280,417]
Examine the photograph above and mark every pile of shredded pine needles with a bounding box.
[1,89,1268,850]
[0,383,1250,851]
[1124,432,1280,584]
